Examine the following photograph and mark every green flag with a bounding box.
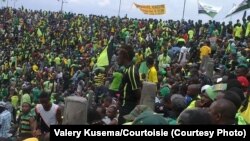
[37,28,43,37]
[96,46,109,67]
[96,36,115,67]
[226,0,250,18]
[96,37,114,67]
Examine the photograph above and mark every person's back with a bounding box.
[245,16,250,37]
[147,66,158,83]
[168,46,180,59]
[0,102,12,138]
[32,87,41,104]
[178,45,188,66]
[227,23,233,35]
[146,56,158,83]
[158,53,171,70]
[200,45,211,59]
[188,29,194,41]
[120,64,141,104]
[234,25,243,39]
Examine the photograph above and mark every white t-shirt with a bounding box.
[178,46,189,65]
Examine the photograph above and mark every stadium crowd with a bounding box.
[0,7,249,141]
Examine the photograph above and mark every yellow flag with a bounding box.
[134,3,166,15]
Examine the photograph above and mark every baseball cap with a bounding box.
[160,86,170,97]
[132,111,168,125]
[237,76,249,88]
[201,85,211,93]
[21,94,32,106]
[201,85,217,101]
[159,70,167,75]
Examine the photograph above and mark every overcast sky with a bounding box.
[1,0,247,23]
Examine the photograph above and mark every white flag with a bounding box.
[198,0,222,18]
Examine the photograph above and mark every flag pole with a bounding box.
[182,0,187,20]
[117,0,122,27]
[61,0,67,13]
[13,0,16,8]
[61,0,64,12]
[118,0,122,18]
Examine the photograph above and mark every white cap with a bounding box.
[201,85,211,93]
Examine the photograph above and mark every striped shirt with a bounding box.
[19,112,34,135]
[94,74,105,87]
[120,64,141,106]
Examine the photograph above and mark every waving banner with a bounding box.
[134,3,166,15]
[226,0,250,17]
[198,0,222,18]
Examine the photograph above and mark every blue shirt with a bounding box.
[0,110,12,138]
[168,47,180,58]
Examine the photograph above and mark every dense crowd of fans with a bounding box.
[0,7,249,141]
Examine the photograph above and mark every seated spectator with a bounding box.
[102,105,118,125]
[196,85,217,108]
[177,108,212,125]
[208,99,237,125]
[165,94,187,125]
